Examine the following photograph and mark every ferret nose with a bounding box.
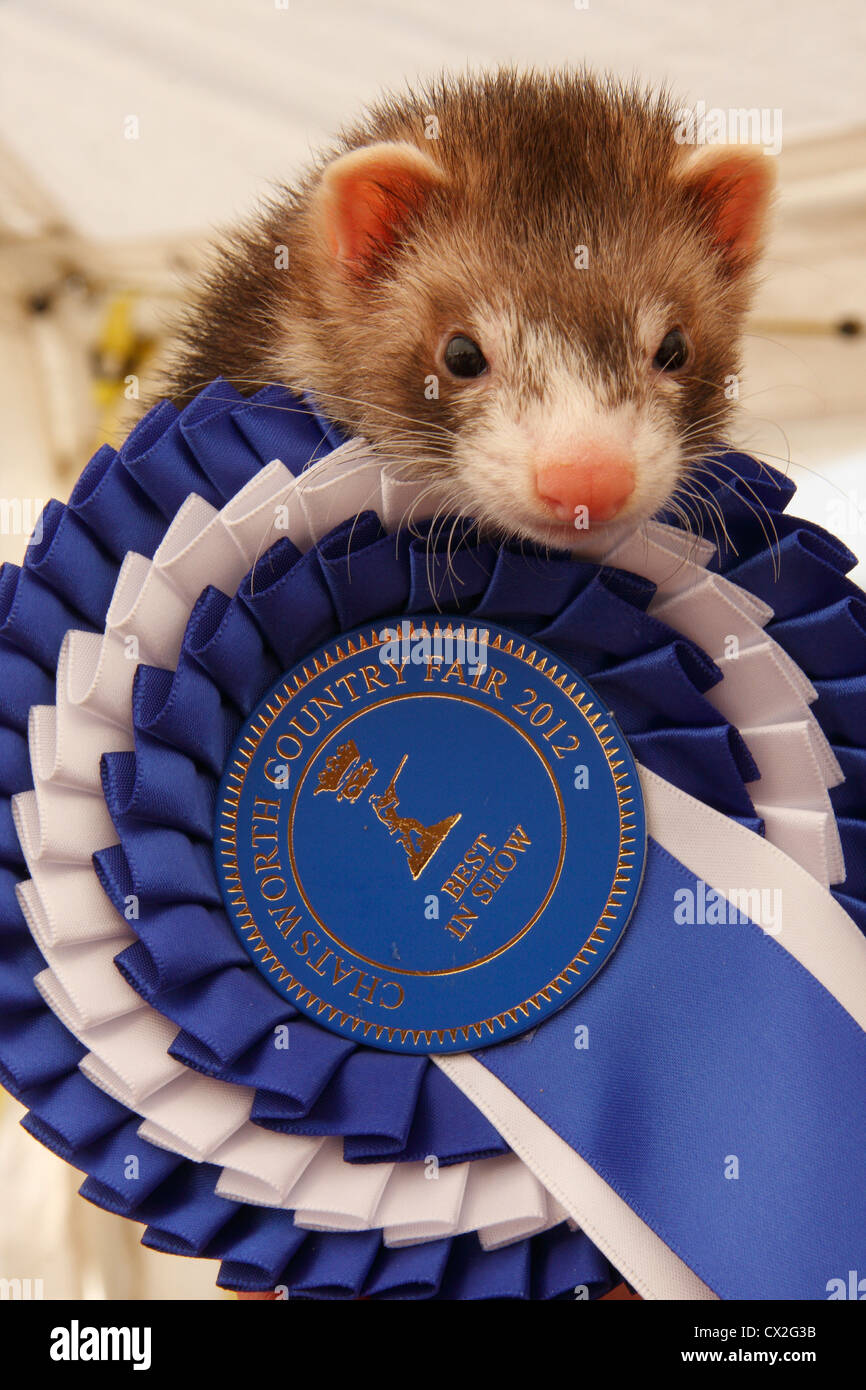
[536,451,636,525]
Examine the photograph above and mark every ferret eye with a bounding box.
[443,334,488,379]
[653,328,691,373]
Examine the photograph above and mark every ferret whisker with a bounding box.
[431,502,455,581]
[688,460,782,577]
[287,388,461,442]
[447,513,487,595]
[432,512,464,611]
[686,476,731,551]
[664,502,691,547]
[739,331,819,375]
[674,373,794,421]
[398,480,449,546]
[161,377,286,404]
[422,497,454,610]
[677,478,730,559]
[670,486,708,547]
[448,518,483,591]
[677,499,704,551]
[346,470,395,581]
[169,378,461,446]
[692,449,783,545]
[437,508,469,595]
[676,413,734,441]
[724,412,800,480]
[443,514,463,600]
[734,447,866,525]
[367,448,455,473]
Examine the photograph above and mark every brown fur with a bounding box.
[162,68,771,530]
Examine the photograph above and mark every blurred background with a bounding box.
[0,0,864,1299]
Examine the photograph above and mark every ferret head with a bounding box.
[269,72,777,550]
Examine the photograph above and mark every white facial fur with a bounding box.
[441,309,685,552]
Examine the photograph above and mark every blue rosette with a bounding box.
[1,379,865,1299]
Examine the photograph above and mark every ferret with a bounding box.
[164,68,775,551]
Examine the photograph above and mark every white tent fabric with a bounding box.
[0,0,864,241]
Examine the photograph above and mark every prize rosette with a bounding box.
[1,378,865,1300]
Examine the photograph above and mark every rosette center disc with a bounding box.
[215,618,646,1053]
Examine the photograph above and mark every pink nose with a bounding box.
[536,450,636,525]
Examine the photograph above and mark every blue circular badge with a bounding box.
[215,619,646,1053]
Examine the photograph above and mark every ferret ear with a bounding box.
[676,145,776,273]
[313,141,446,280]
